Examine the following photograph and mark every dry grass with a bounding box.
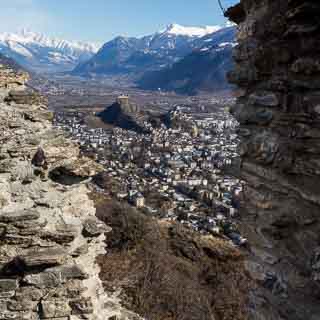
[94,196,251,320]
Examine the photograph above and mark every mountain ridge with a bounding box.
[72,24,237,94]
[138,27,236,94]
[157,23,223,37]
[0,29,100,73]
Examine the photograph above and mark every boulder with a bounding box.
[40,224,77,244]
[0,279,18,293]
[59,157,104,178]
[0,210,40,223]
[21,247,67,268]
[40,299,72,318]
[69,297,94,315]
[248,91,279,107]
[82,217,111,238]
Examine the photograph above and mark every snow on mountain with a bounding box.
[138,26,237,94]
[0,29,100,72]
[73,23,236,84]
[161,23,222,37]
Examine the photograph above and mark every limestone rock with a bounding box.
[4,89,47,106]
[0,55,140,320]
[69,297,94,315]
[24,265,87,289]
[58,157,104,178]
[21,247,67,268]
[0,210,40,223]
[82,217,112,238]
[40,224,77,244]
[0,279,18,293]
[40,299,72,318]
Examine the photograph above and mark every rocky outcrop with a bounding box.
[227,1,320,319]
[98,97,146,133]
[4,89,48,106]
[0,56,29,90]
[0,56,141,319]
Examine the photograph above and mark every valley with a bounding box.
[46,75,245,246]
[1,23,236,95]
[1,0,319,319]
[0,16,254,320]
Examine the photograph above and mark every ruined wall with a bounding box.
[0,60,140,320]
[226,1,320,319]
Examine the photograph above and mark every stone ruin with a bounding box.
[0,58,141,319]
[226,1,320,319]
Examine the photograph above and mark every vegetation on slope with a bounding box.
[93,195,251,320]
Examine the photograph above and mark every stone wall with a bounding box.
[0,59,29,90]
[0,59,141,319]
[226,1,320,319]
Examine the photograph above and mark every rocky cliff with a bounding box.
[0,56,140,320]
[98,98,146,133]
[227,1,320,319]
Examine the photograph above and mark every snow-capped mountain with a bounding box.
[0,29,100,73]
[159,23,222,37]
[138,26,237,94]
[73,23,235,78]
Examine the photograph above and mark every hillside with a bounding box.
[95,197,251,320]
[138,44,235,95]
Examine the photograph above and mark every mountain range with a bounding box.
[138,26,236,94]
[0,24,236,94]
[73,23,236,94]
[0,29,100,73]
[73,24,234,76]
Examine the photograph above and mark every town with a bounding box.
[53,95,247,246]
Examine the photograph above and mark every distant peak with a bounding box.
[0,29,100,53]
[161,23,223,37]
[114,35,129,41]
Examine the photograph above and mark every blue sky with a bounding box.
[0,0,238,42]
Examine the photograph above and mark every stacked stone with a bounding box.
[0,56,141,320]
[4,89,48,106]
[226,1,320,319]
[0,64,29,90]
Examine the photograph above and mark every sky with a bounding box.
[0,0,239,43]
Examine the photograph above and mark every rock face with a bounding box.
[227,1,320,319]
[0,55,141,320]
[0,55,29,90]
[98,97,146,133]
